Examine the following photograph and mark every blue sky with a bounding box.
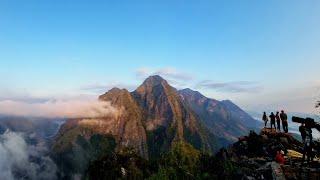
[0,0,320,114]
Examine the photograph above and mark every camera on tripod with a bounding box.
[292,116,320,131]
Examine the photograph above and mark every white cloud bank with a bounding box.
[0,99,118,119]
[0,131,57,180]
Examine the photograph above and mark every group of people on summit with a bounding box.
[262,110,288,133]
[262,111,317,164]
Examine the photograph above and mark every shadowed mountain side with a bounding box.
[179,88,257,143]
[99,88,148,158]
[53,88,148,158]
[132,75,218,157]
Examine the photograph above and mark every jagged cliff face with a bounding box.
[98,88,148,157]
[53,88,148,158]
[132,76,217,157]
[179,88,254,143]
[132,76,182,132]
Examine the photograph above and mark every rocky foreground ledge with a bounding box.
[217,128,320,180]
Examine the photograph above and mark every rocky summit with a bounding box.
[52,75,259,177]
[217,128,320,179]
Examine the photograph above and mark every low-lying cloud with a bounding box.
[0,99,118,119]
[0,130,57,180]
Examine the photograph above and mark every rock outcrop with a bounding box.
[216,128,320,179]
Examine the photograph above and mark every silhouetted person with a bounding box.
[269,112,276,129]
[262,112,268,127]
[299,123,306,143]
[302,127,313,163]
[275,111,281,131]
[280,110,288,133]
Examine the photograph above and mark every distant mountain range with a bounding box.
[179,88,259,143]
[52,75,258,176]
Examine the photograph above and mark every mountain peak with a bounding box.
[142,75,168,86]
[108,87,127,93]
[134,75,171,95]
[133,75,177,104]
[99,87,130,102]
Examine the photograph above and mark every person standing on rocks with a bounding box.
[275,111,281,131]
[269,112,276,130]
[299,123,307,143]
[280,110,288,133]
[302,127,313,163]
[262,112,268,127]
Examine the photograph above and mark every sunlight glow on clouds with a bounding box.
[0,98,118,119]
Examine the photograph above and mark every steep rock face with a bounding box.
[99,88,148,158]
[52,88,149,177]
[132,76,188,135]
[53,88,148,159]
[179,88,253,143]
[132,76,217,157]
